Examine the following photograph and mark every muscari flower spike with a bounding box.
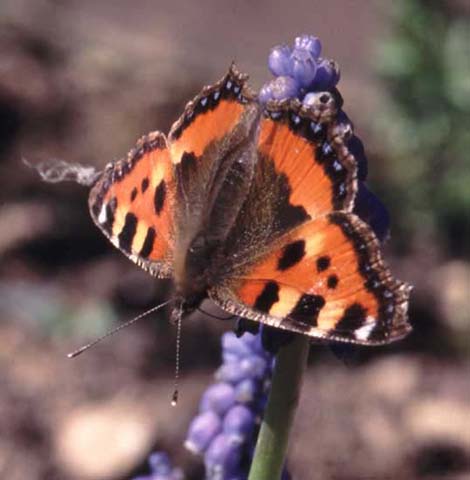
[185,330,291,480]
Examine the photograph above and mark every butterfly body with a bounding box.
[88,65,411,345]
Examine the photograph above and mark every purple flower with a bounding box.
[185,411,222,454]
[205,433,243,478]
[353,183,391,242]
[290,48,317,87]
[259,76,300,103]
[199,383,236,415]
[268,44,293,77]
[132,451,183,480]
[234,378,258,403]
[294,34,322,58]
[149,453,172,475]
[185,330,275,479]
[311,58,340,90]
[261,34,339,101]
[223,405,255,442]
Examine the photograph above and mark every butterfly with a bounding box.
[88,64,411,345]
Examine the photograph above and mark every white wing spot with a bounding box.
[354,319,376,341]
[98,203,107,224]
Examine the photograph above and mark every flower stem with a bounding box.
[248,334,310,480]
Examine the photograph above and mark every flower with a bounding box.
[184,329,290,480]
[132,452,183,480]
[260,34,339,103]
[353,183,391,242]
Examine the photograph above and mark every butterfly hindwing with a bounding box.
[89,131,175,277]
[211,212,411,344]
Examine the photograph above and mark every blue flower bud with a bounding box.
[215,362,247,384]
[268,44,293,76]
[239,330,266,356]
[222,351,239,364]
[254,393,269,413]
[205,433,242,479]
[311,58,340,91]
[149,452,172,475]
[199,382,236,415]
[239,355,268,379]
[259,83,274,104]
[294,35,322,58]
[259,76,300,103]
[290,48,317,87]
[234,378,258,404]
[353,183,390,242]
[133,452,183,480]
[184,411,222,454]
[223,405,255,442]
[225,472,246,480]
[222,332,252,358]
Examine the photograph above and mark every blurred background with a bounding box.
[1,0,469,479]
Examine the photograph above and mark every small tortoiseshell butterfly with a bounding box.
[88,65,411,345]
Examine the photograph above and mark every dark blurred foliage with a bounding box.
[374,0,470,257]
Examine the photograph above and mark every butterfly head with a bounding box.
[171,292,207,323]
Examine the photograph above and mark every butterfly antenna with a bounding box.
[171,303,183,407]
[67,298,175,358]
[197,306,235,321]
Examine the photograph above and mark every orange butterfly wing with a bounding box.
[88,132,175,277]
[168,65,256,165]
[258,94,356,218]
[211,212,411,344]
[88,65,258,279]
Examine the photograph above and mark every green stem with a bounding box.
[248,334,310,480]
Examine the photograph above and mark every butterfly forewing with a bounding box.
[168,65,256,164]
[221,95,356,275]
[88,131,175,277]
[258,95,356,218]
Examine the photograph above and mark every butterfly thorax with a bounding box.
[173,231,220,313]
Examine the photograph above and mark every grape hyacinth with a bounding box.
[185,330,290,480]
[133,452,183,480]
[261,34,390,242]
